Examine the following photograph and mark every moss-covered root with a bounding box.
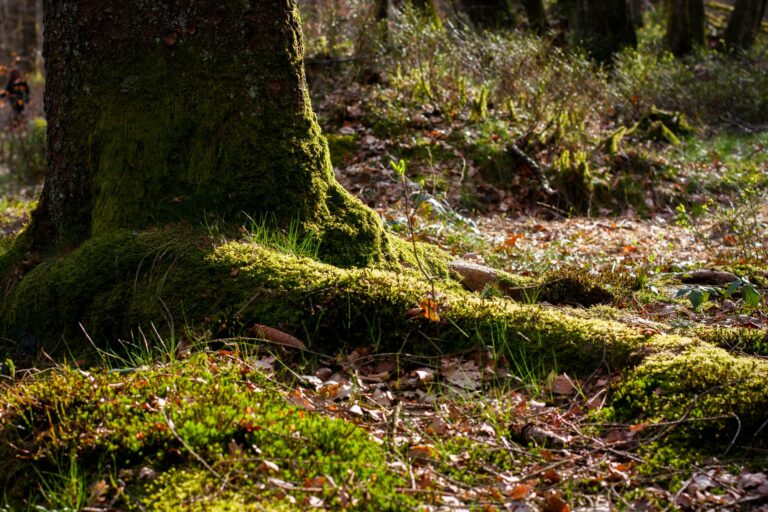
[609,338,768,448]
[0,354,411,510]
[0,226,653,373]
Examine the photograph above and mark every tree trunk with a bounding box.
[27,0,385,267]
[375,0,389,21]
[665,0,705,56]
[456,0,517,29]
[19,0,37,68]
[562,0,637,63]
[724,0,768,50]
[629,0,644,27]
[521,0,548,33]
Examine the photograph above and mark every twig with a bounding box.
[161,409,222,480]
[723,413,741,456]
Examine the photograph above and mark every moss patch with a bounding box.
[609,339,768,447]
[0,353,410,510]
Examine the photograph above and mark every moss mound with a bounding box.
[0,353,410,510]
[609,338,768,447]
[696,326,768,357]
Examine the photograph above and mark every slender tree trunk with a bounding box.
[27,0,385,267]
[19,0,37,70]
[521,0,548,33]
[724,0,768,50]
[456,0,516,29]
[376,0,389,21]
[665,0,705,56]
[561,0,637,62]
[629,0,644,27]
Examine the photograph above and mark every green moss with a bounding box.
[532,266,630,307]
[325,133,359,168]
[0,354,410,510]
[609,339,768,447]
[696,326,768,357]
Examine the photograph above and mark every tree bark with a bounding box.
[375,0,389,21]
[521,0,548,33]
[665,0,705,56]
[724,0,768,50]
[20,0,37,68]
[27,0,385,267]
[629,0,644,27]
[456,0,517,29]
[558,0,637,62]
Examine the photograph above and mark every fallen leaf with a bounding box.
[509,483,531,500]
[249,324,306,350]
[408,444,439,462]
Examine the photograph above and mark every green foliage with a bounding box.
[675,284,717,310]
[677,177,768,264]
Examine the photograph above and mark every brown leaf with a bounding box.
[408,444,439,462]
[542,468,561,484]
[249,324,306,350]
[509,483,531,500]
[543,491,570,512]
[164,31,179,46]
[550,374,576,395]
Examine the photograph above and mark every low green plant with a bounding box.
[676,277,762,310]
[242,213,321,260]
[676,179,768,264]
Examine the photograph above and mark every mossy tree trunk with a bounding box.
[560,0,637,62]
[724,0,767,50]
[25,0,386,267]
[665,0,705,56]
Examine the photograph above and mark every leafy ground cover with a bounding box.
[1,4,768,511]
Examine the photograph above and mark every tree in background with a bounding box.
[629,0,645,27]
[0,0,41,70]
[665,0,705,56]
[558,0,637,63]
[521,0,548,33]
[454,0,517,29]
[724,0,768,50]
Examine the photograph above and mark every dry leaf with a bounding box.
[408,444,439,462]
[509,483,531,500]
[419,298,441,322]
[550,374,576,395]
[249,324,306,350]
[543,491,570,512]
